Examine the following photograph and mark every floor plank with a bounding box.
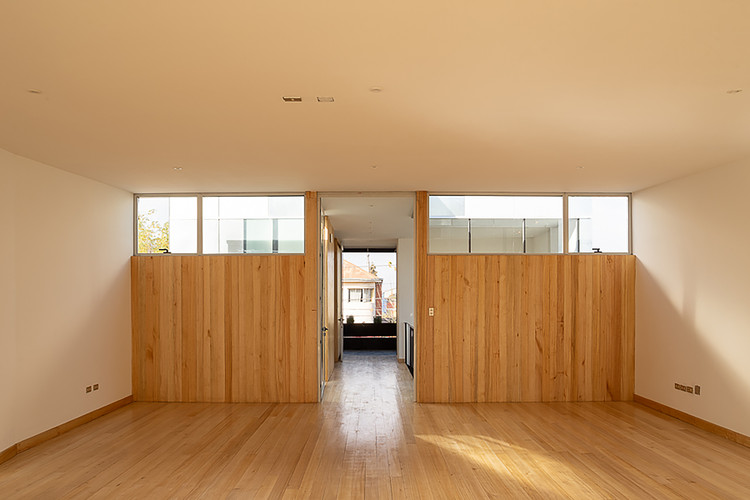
[1,350,749,499]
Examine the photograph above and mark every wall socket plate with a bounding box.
[674,382,700,395]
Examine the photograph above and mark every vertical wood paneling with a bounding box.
[131,252,313,403]
[415,191,430,403]
[181,257,201,402]
[304,191,319,402]
[416,254,635,403]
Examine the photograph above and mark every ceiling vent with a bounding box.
[316,96,334,102]
[282,96,302,102]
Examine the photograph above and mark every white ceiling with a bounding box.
[321,195,414,249]
[1,1,749,194]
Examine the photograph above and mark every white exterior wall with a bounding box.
[342,282,377,323]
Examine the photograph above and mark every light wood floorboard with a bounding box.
[1,351,749,499]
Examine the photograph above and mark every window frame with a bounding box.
[134,192,306,256]
[348,288,363,302]
[134,193,201,256]
[427,192,632,256]
[565,192,632,255]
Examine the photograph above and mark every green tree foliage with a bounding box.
[137,209,170,253]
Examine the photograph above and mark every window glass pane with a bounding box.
[202,196,219,220]
[244,219,273,253]
[429,195,562,254]
[429,219,469,253]
[169,217,198,253]
[203,219,219,254]
[269,196,305,218]
[429,196,466,218]
[277,219,304,253]
[470,219,523,253]
[220,219,246,253]
[465,196,561,219]
[137,196,197,253]
[363,289,373,302]
[525,219,563,254]
[568,196,629,253]
[220,196,267,219]
[430,196,561,219]
[202,196,304,254]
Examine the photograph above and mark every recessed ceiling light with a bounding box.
[27,89,42,94]
[727,89,743,94]
[282,96,302,102]
[316,96,334,103]
[577,165,585,169]
[369,86,383,93]
[370,165,377,169]
[173,167,183,171]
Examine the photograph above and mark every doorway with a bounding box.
[341,250,397,353]
[319,193,415,397]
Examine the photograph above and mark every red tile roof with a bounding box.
[343,260,381,282]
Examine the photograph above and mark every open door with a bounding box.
[335,239,343,361]
[325,217,337,380]
[321,216,337,386]
[319,207,326,399]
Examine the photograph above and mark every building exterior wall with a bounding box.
[343,281,378,323]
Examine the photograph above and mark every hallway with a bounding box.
[1,353,750,498]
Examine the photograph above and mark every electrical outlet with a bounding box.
[428,307,434,317]
[93,384,99,391]
[674,382,699,395]
[86,386,92,393]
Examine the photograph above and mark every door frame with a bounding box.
[316,191,417,401]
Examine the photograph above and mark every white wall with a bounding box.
[397,238,415,360]
[342,285,376,324]
[342,283,377,323]
[0,149,133,447]
[633,158,750,437]
[0,158,17,452]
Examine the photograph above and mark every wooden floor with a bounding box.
[2,351,750,499]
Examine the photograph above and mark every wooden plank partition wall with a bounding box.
[131,191,319,403]
[131,255,311,402]
[415,192,636,403]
